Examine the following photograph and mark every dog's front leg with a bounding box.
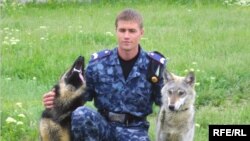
[156,108,166,141]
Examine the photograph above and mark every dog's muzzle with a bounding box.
[168,105,175,111]
[73,68,82,73]
[73,67,85,83]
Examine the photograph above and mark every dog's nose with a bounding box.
[168,105,175,111]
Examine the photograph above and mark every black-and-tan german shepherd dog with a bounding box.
[39,56,86,141]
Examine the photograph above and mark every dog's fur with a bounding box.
[156,71,196,141]
[39,56,86,141]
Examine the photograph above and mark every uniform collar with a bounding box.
[109,45,148,69]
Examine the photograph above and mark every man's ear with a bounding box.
[140,28,144,36]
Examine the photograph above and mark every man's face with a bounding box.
[116,20,144,51]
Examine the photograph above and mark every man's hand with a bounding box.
[43,89,56,109]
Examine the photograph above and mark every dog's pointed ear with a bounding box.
[185,71,195,87]
[163,70,174,83]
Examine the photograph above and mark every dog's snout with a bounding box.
[73,56,85,72]
[168,105,175,111]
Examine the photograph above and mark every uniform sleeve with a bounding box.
[153,75,164,106]
[147,51,167,106]
[83,63,96,102]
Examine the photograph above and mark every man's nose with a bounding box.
[124,31,130,38]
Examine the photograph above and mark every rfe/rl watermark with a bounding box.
[209,125,250,141]
[213,129,247,136]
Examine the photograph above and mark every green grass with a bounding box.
[1,1,250,140]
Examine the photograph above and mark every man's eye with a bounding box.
[119,29,126,32]
[129,29,136,33]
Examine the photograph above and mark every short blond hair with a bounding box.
[115,8,143,29]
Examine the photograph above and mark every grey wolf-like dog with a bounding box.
[156,71,196,141]
[39,56,86,141]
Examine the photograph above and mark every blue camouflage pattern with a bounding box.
[71,46,166,140]
[90,49,111,63]
[72,106,150,141]
[147,52,166,65]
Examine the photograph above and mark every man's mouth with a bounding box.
[123,41,131,44]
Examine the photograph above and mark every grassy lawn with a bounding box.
[1,1,249,140]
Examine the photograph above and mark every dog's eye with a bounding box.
[168,90,173,95]
[178,90,185,96]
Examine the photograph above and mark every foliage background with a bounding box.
[1,0,250,140]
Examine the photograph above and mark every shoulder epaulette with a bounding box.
[147,51,167,65]
[90,49,111,62]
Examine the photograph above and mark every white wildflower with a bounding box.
[105,32,114,36]
[10,38,20,45]
[6,117,17,124]
[210,76,216,80]
[192,62,197,65]
[3,41,9,45]
[190,68,195,72]
[4,27,9,30]
[10,41,17,45]
[39,26,47,29]
[195,123,200,128]
[5,77,11,80]
[16,121,24,125]
[16,102,22,108]
[195,82,200,86]
[18,114,25,118]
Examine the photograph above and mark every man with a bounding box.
[43,8,167,141]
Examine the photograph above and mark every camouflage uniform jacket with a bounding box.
[84,47,166,117]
